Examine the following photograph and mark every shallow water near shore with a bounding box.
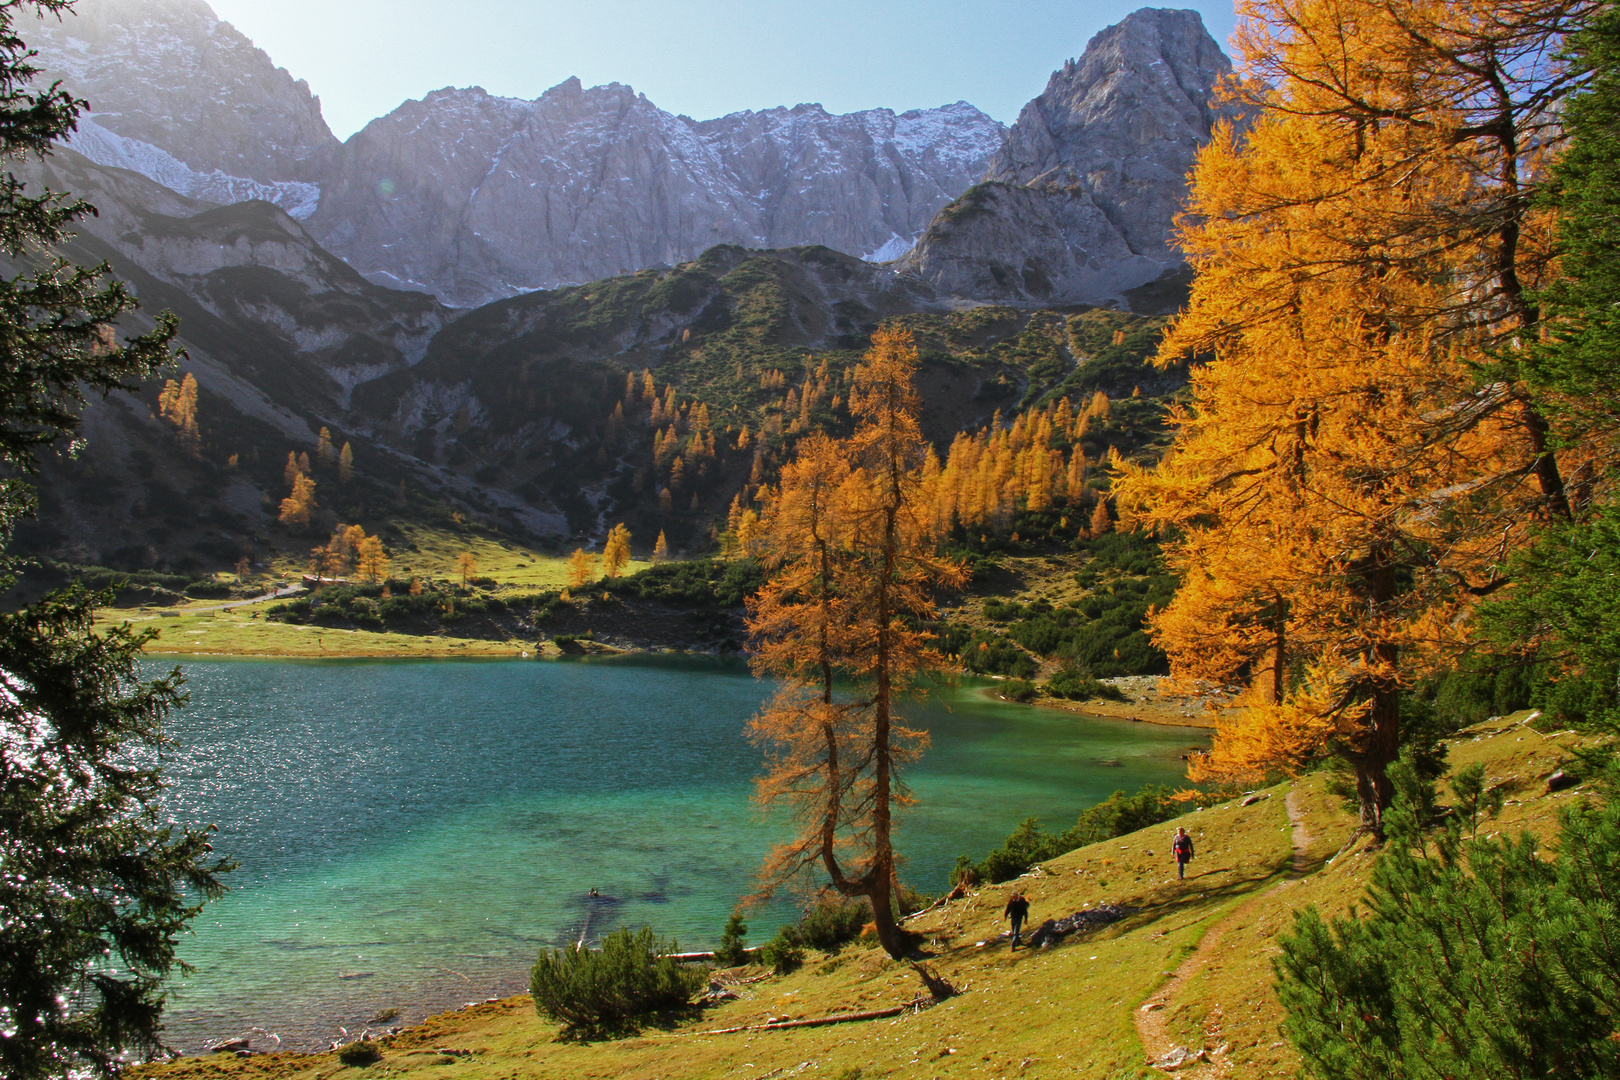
[151,654,1206,1051]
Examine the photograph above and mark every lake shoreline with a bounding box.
[974,676,1227,730]
[124,605,1224,731]
[102,586,746,660]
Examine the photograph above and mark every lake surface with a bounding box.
[152,655,1206,1051]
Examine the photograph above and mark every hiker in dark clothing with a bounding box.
[1172,827,1195,879]
[1004,892,1031,947]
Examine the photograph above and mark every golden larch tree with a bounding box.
[748,433,866,933]
[156,372,199,454]
[652,530,669,562]
[1115,0,1582,830]
[455,550,477,585]
[747,326,964,959]
[1088,497,1112,538]
[566,547,594,589]
[338,524,367,571]
[601,523,632,578]
[356,536,389,583]
[338,442,354,483]
[278,472,316,529]
[309,542,343,583]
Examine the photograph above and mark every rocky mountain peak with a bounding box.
[989,7,1231,258]
[27,0,338,184]
[900,7,1232,308]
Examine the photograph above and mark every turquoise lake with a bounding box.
[151,655,1207,1051]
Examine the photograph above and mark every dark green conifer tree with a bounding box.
[1481,4,1620,728]
[1275,760,1620,1079]
[0,3,231,1078]
[715,911,749,966]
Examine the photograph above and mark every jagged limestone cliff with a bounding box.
[901,8,1234,309]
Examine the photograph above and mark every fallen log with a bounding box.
[688,997,932,1036]
[898,883,969,924]
[666,947,763,963]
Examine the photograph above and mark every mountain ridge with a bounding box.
[26,1,1232,311]
[305,79,1005,306]
[25,0,1011,307]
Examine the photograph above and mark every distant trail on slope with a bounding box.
[1133,790,1315,1079]
[174,583,306,614]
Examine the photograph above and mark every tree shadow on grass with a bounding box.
[1000,856,1296,958]
[550,1003,708,1043]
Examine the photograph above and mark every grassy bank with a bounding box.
[131,712,1592,1080]
[96,537,665,658]
[95,604,537,658]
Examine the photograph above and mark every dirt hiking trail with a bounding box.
[1133,789,1318,1077]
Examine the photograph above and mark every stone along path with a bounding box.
[1133,790,1317,1077]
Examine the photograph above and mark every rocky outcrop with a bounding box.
[26,0,339,184]
[901,8,1234,308]
[307,82,1003,307]
[20,147,448,397]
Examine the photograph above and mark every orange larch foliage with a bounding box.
[355,535,389,583]
[602,522,632,578]
[1115,0,1584,830]
[746,326,964,960]
[566,548,594,589]
[156,372,199,454]
[278,472,316,529]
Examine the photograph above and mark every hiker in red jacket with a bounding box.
[1172,826,1195,879]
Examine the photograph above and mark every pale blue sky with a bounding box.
[206,0,1241,141]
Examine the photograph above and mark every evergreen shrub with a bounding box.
[336,1042,382,1067]
[1047,668,1127,701]
[1276,763,1620,1079]
[982,598,1025,622]
[793,897,871,951]
[1001,678,1039,702]
[958,785,1184,883]
[715,913,749,966]
[759,934,804,974]
[760,896,872,972]
[529,927,705,1037]
[602,558,764,607]
[961,632,1037,678]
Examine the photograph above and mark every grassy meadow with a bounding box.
[94,606,536,659]
[98,526,657,657]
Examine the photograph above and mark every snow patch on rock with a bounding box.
[864,233,917,263]
[64,117,321,218]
